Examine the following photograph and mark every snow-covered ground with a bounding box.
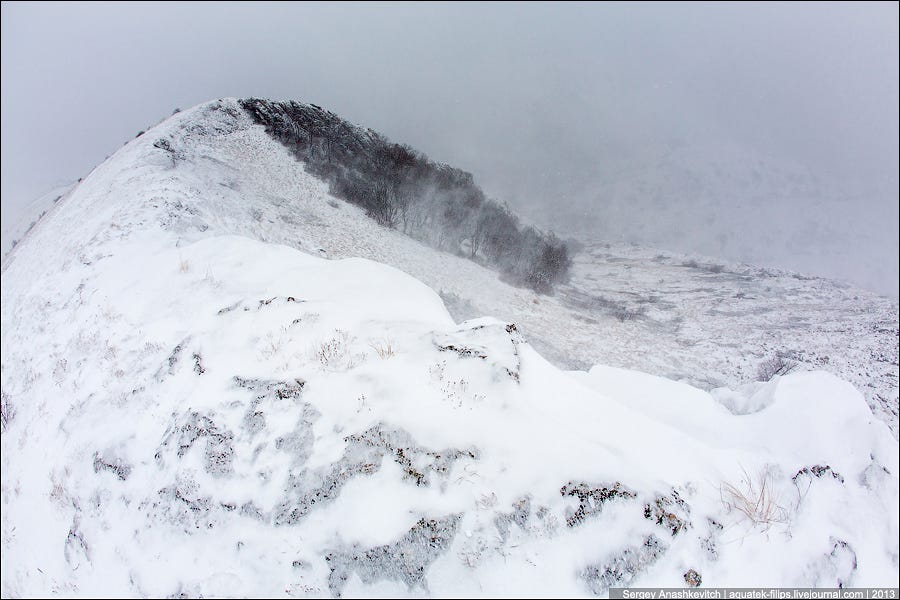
[1,180,77,260]
[2,99,898,596]
[559,241,899,437]
[17,97,888,440]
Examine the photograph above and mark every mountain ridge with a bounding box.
[3,98,897,435]
[1,97,897,595]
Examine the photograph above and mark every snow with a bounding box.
[560,243,898,438]
[9,97,889,441]
[39,96,891,440]
[524,138,900,301]
[0,180,77,262]
[2,99,898,597]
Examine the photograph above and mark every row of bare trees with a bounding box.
[240,99,571,293]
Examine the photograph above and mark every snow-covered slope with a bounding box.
[2,100,898,596]
[1,180,77,261]
[558,241,899,437]
[8,98,892,440]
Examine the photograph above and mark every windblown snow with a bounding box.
[1,99,898,597]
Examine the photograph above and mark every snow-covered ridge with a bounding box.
[1,180,77,262]
[7,99,894,438]
[1,99,898,596]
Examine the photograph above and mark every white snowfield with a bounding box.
[1,100,897,597]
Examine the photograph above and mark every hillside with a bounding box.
[18,96,888,439]
[0,181,77,259]
[1,99,898,596]
[558,241,899,436]
[240,98,571,294]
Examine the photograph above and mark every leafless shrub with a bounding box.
[260,331,286,359]
[756,354,797,381]
[313,330,363,370]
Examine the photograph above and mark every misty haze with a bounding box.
[2,2,898,597]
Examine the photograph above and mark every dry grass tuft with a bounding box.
[720,466,789,531]
[369,338,396,359]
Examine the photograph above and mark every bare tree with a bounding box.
[368,180,400,228]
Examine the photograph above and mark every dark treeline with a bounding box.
[239,99,571,293]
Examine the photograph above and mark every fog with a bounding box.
[2,2,897,297]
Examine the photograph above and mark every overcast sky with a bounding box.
[2,1,897,297]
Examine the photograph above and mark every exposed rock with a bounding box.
[273,424,477,526]
[433,320,524,382]
[325,514,461,597]
[561,481,637,527]
[217,296,305,315]
[156,411,234,477]
[157,337,190,379]
[233,375,305,401]
[805,538,858,588]
[644,490,691,536]
[700,518,724,560]
[684,568,702,587]
[192,352,205,375]
[494,496,532,543]
[582,535,667,595]
[793,464,845,485]
[93,451,132,481]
